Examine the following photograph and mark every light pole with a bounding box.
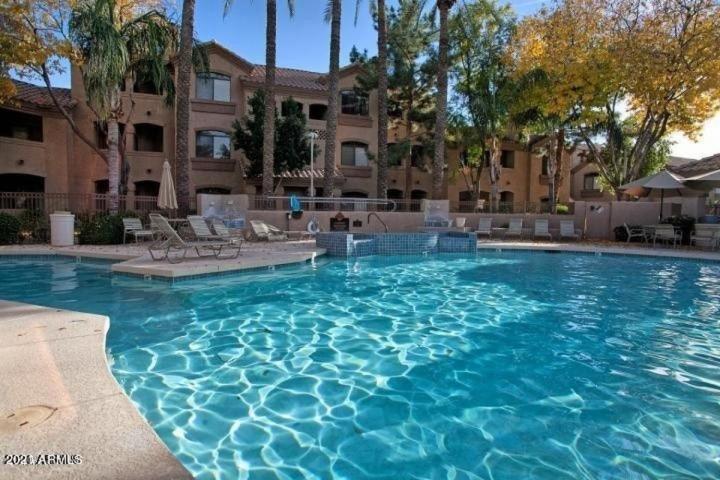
[307,131,319,197]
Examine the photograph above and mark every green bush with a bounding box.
[555,204,570,215]
[18,209,48,243]
[0,213,21,244]
[76,213,125,245]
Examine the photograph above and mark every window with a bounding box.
[340,90,369,115]
[411,145,426,168]
[387,189,403,199]
[134,124,163,152]
[281,99,303,117]
[500,150,514,168]
[134,77,159,95]
[134,180,160,197]
[309,104,327,120]
[341,142,369,167]
[196,187,230,195]
[196,130,231,159]
[541,156,549,175]
[0,173,44,192]
[0,109,43,142]
[196,72,231,102]
[584,173,600,191]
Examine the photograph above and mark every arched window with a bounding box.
[196,131,231,159]
[309,104,327,120]
[134,124,163,152]
[196,72,231,102]
[387,188,403,199]
[134,180,160,197]
[341,142,369,167]
[499,191,515,213]
[340,90,369,115]
[0,174,44,192]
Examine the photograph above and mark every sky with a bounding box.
[46,0,717,160]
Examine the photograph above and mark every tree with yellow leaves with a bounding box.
[511,0,720,196]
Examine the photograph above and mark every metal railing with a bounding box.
[0,192,162,215]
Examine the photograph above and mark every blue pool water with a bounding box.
[1,253,720,479]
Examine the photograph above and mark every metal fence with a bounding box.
[0,192,161,215]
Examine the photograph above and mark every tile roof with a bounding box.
[247,65,327,92]
[670,153,720,177]
[11,80,76,110]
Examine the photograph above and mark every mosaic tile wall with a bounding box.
[316,232,477,257]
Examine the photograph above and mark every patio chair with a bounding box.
[476,218,493,238]
[148,214,241,263]
[249,220,289,242]
[623,223,647,243]
[559,220,580,241]
[122,217,155,244]
[653,224,681,248]
[690,225,720,250]
[505,218,523,239]
[533,219,553,240]
[211,219,245,242]
[188,215,226,242]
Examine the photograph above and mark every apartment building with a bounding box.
[0,41,575,209]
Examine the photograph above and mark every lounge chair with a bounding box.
[148,214,241,263]
[122,217,155,244]
[690,225,720,250]
[211,219,245,242]
[623,223,647,243]
[505,218,524,239]
[653,224,681,248]
[188,215,226,241]
[249,220,289,241]
[559,220,579,241]
[533,219,552,240]
[476,218,492,238]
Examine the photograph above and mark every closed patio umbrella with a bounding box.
[619,170,687,221]
[158,160,178,210]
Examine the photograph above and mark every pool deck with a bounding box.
[0,300,192,480]
[0,241,326,280]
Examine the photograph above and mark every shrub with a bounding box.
[555,204,570,215]
[76,213,125,245]
[18,209,48,243]
[0,213,21,244]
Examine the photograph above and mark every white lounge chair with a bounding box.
[211,219,245,242]
[533,219,552,240]
[188,215,225,241]
[148,214,241,263]
[476,218,493,238]
[624,223,648,243]
[559,220,579,241]
[690,225,720,250]
[505,218,523,239]
[653,224,681,248]
[122,217,155,244]
[250,220,289,242]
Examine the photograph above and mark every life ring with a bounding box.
[307,218,320,235]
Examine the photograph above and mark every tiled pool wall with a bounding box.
[316,232,477,257]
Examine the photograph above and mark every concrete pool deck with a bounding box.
[0,241,326,280]
[0,300,192,480]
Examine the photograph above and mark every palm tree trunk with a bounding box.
[376,0,388,200]
[432,0,451,199]
[263,0,278,198]
[489,138,501,212]
[175,0,196,214]
[323,0,341,197]
[553,127,565,210]
[107,118,120,213]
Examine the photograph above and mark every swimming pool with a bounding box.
[1,253,719,479]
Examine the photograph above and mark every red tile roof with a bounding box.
[11,80,75,110]
[247,65,327,92]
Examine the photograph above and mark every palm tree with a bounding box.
[69,0,177,213]
[376,0,389,199]
[323,0,341,197]
[432,0,455,199]
[225,1,295,198]
[175,0,196,214]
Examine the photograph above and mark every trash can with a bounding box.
[50,211,75,246]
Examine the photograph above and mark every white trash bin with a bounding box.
[50,211,75,246]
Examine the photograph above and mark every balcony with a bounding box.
[338,114,372,128]
[191,99,236,115]
[191,157,235,172]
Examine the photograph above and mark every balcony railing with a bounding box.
[0,192,162,215]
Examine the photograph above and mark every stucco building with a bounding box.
[1,41,575,211]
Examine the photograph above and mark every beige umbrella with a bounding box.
[158,160,178,210]
[619,170,687,220]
